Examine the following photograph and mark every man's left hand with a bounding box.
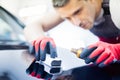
[80,41,120,67]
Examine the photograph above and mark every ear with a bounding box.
[89,0,102,18]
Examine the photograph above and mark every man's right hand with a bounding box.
[26,59,52,79]
[30,37,57,61]
[26,37,57,79]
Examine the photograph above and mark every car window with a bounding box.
[0,18,18,40]
[0,6,29,49]
[0,6,25,42]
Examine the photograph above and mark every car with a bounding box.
[0,6,41,80]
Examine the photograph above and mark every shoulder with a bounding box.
[110,0,120,29]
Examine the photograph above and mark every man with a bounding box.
[24,0,120,79]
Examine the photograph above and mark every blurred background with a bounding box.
[0,0,98,80]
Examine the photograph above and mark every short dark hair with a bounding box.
[52,0,70,7]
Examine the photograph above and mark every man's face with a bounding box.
[55,0,102,29]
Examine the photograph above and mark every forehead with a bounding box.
[55,0,84,17]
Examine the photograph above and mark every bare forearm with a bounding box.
[24,22,45,42]
[23,11,64,42]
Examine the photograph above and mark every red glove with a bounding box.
[26,59,52,80]
[27,37,57,79]
[30,37,57,61]
[80,41,120,67]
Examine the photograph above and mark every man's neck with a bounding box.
[94,9,105,26]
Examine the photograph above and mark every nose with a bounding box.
[71,16,81,26]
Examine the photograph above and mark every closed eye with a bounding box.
[73,8,81,15]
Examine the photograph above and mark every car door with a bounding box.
[0,6,36,80]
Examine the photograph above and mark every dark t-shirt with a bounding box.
[90,14,120,43]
